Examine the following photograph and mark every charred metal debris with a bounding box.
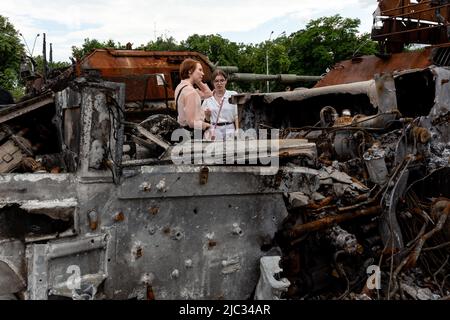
[0,45,449,300]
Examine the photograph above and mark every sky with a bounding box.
[1,0,378,62]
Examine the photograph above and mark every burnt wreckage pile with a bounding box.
[232,59,450,300]
[0,42,449,299]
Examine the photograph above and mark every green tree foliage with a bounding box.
[0,15,24,92]
[138,36,183,51]
[32,55,71,75]
[235,44,258,73]
[70,15,377,80]
[287,15,377,75]
[72,36,186,59]
[249,41,290,75]
[71,38,125,60]
[181,34,240,66]
[233,40,291,92]
[4,14,379,96]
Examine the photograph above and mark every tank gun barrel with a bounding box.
[205,60,239,74]
[229,73,322,83]
[207,62,321,83]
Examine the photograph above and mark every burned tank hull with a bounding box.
[3,167,320,300]
[0,79,320,300]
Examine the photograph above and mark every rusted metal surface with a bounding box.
[372,0,450,52]
[76,49,213,102]
[378,0,448,21]
[75,49,321,105]
[314,45,447,87]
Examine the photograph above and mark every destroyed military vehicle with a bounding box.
[0,0,449,300]
[0,49,321,300]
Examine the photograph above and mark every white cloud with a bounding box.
[1,0,379,61]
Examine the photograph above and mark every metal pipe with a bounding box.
[42,33,48,82]
[372,24,443,39]
[381,0,432,14]
[50,43,53,65]
[288,205,382,239]
[229,73,322,83]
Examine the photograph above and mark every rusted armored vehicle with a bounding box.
[1,1,449,299]
[73,49,320,122]
[372,0,450,53]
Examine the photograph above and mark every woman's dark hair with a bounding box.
[211,69,228,81]
[180,59,201,80]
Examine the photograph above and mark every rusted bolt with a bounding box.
[148,207,159,215]
[88,210,98,231]
[113,211,125,222]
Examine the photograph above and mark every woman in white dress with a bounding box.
[202,69,239,140]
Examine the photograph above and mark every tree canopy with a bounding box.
[33,55,71,74]
[287,15,377,75]
[71,38,126,60]
[181,34,241,67]
[0,15,24,92]
[1,14,378,97]
[70,15,377,81]
[139,36,182,52]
